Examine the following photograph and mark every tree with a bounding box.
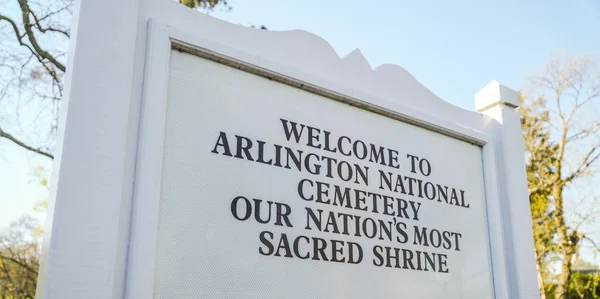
[520,94,559,299]
[0,1,235,297]
[0,0,72,160]
[0,0,232,161]
[0,216,41,299]
[522,54,600,299]
[178,0,229,10]
[569,272,600,299]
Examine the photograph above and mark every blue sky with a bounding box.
[211,0,600,109]
[1,0,599,245]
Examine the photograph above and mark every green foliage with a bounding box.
[0,217,40,299]
[569,272,600,299]
[28,165,50,237]
[0,165,49,298]
[519,94,560,282]
[178,0,230,10]
[520,54,600,298]
[545,273,600,299]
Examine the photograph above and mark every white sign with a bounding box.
[35,2,540,299]
[154,50,492,298]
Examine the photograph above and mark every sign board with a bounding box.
[36,1,540,299]
[154,49,491,298]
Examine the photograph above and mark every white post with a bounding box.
[475,81,540,299]
[34,0,142,298]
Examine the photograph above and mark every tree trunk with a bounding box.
[553,177,572,299]
[555,209,573,299]
[536,258,547,299]
[556,246,573,299]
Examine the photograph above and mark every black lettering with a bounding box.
[442,231,453,250]
[355,189,367,211]
[234,135,254,161]
[259,231,274,255]
[284,148,302,170]
[385,247,401,268]
[430,229,442,248]
[378,219,392,241]
[305,207,322,230]
[454,233,462,251]
[415,250,423,270]
[423,251,436,271]
[280,119,305,143]
[388,149,400,169]
[369,144,386,166]
[395,222,408,243]
[211,131,232,156]
[410,201,422,221]
[362,217,377,239]
[331,240,346,263]
[394,197,407,218]
[372,245,384,266]
[321,156,337,178]
[338,212,353,235]
[353,140,367,160]
[275,202,293,227]
[407,154,418,173]
[348,242,363,264]
[460,190,470,208]
[337,161,353,182]
[324,211,340,234]
[379,170,392,190]
[305,153,321,175]
[338,136,352,156]
[298,179,314,201]
[252,198,272,224]
[323,130,337,153]
[231,196,251,221]
[256,140,273,165]
[413,226,428,246]
[438,253,449,273]
[437,184,448,203]
[333,186,352,208]
[315,181,330,204]
[293,236,310,259]
[311,237,329,261]
[306,126,322,149]
[274,233,293,257]
[354,164,369,185]
[419,158,432,176]
[424,182,436,200]
[401,249,415,270]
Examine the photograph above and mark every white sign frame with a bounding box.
[131,19,507,298]
[36,1,539,298]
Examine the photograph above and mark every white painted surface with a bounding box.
[474,81,519,111]
[476,83,540,299]
[151,50,493,298]
[37,0,539,298]
[35,0,142,297]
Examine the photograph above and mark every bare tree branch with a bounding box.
[17,0,66,72]
[564,146,600,184]
[0,126,54,159]
[0,14,41,61]
[0,254,38,280]
[29,9,70,38]
[566,123,600,142]
[0,13,63,88]
[583,235,600,252]
[524,55,600,299]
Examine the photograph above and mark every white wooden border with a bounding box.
[124,20,172,299]
[125,19,510,299]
